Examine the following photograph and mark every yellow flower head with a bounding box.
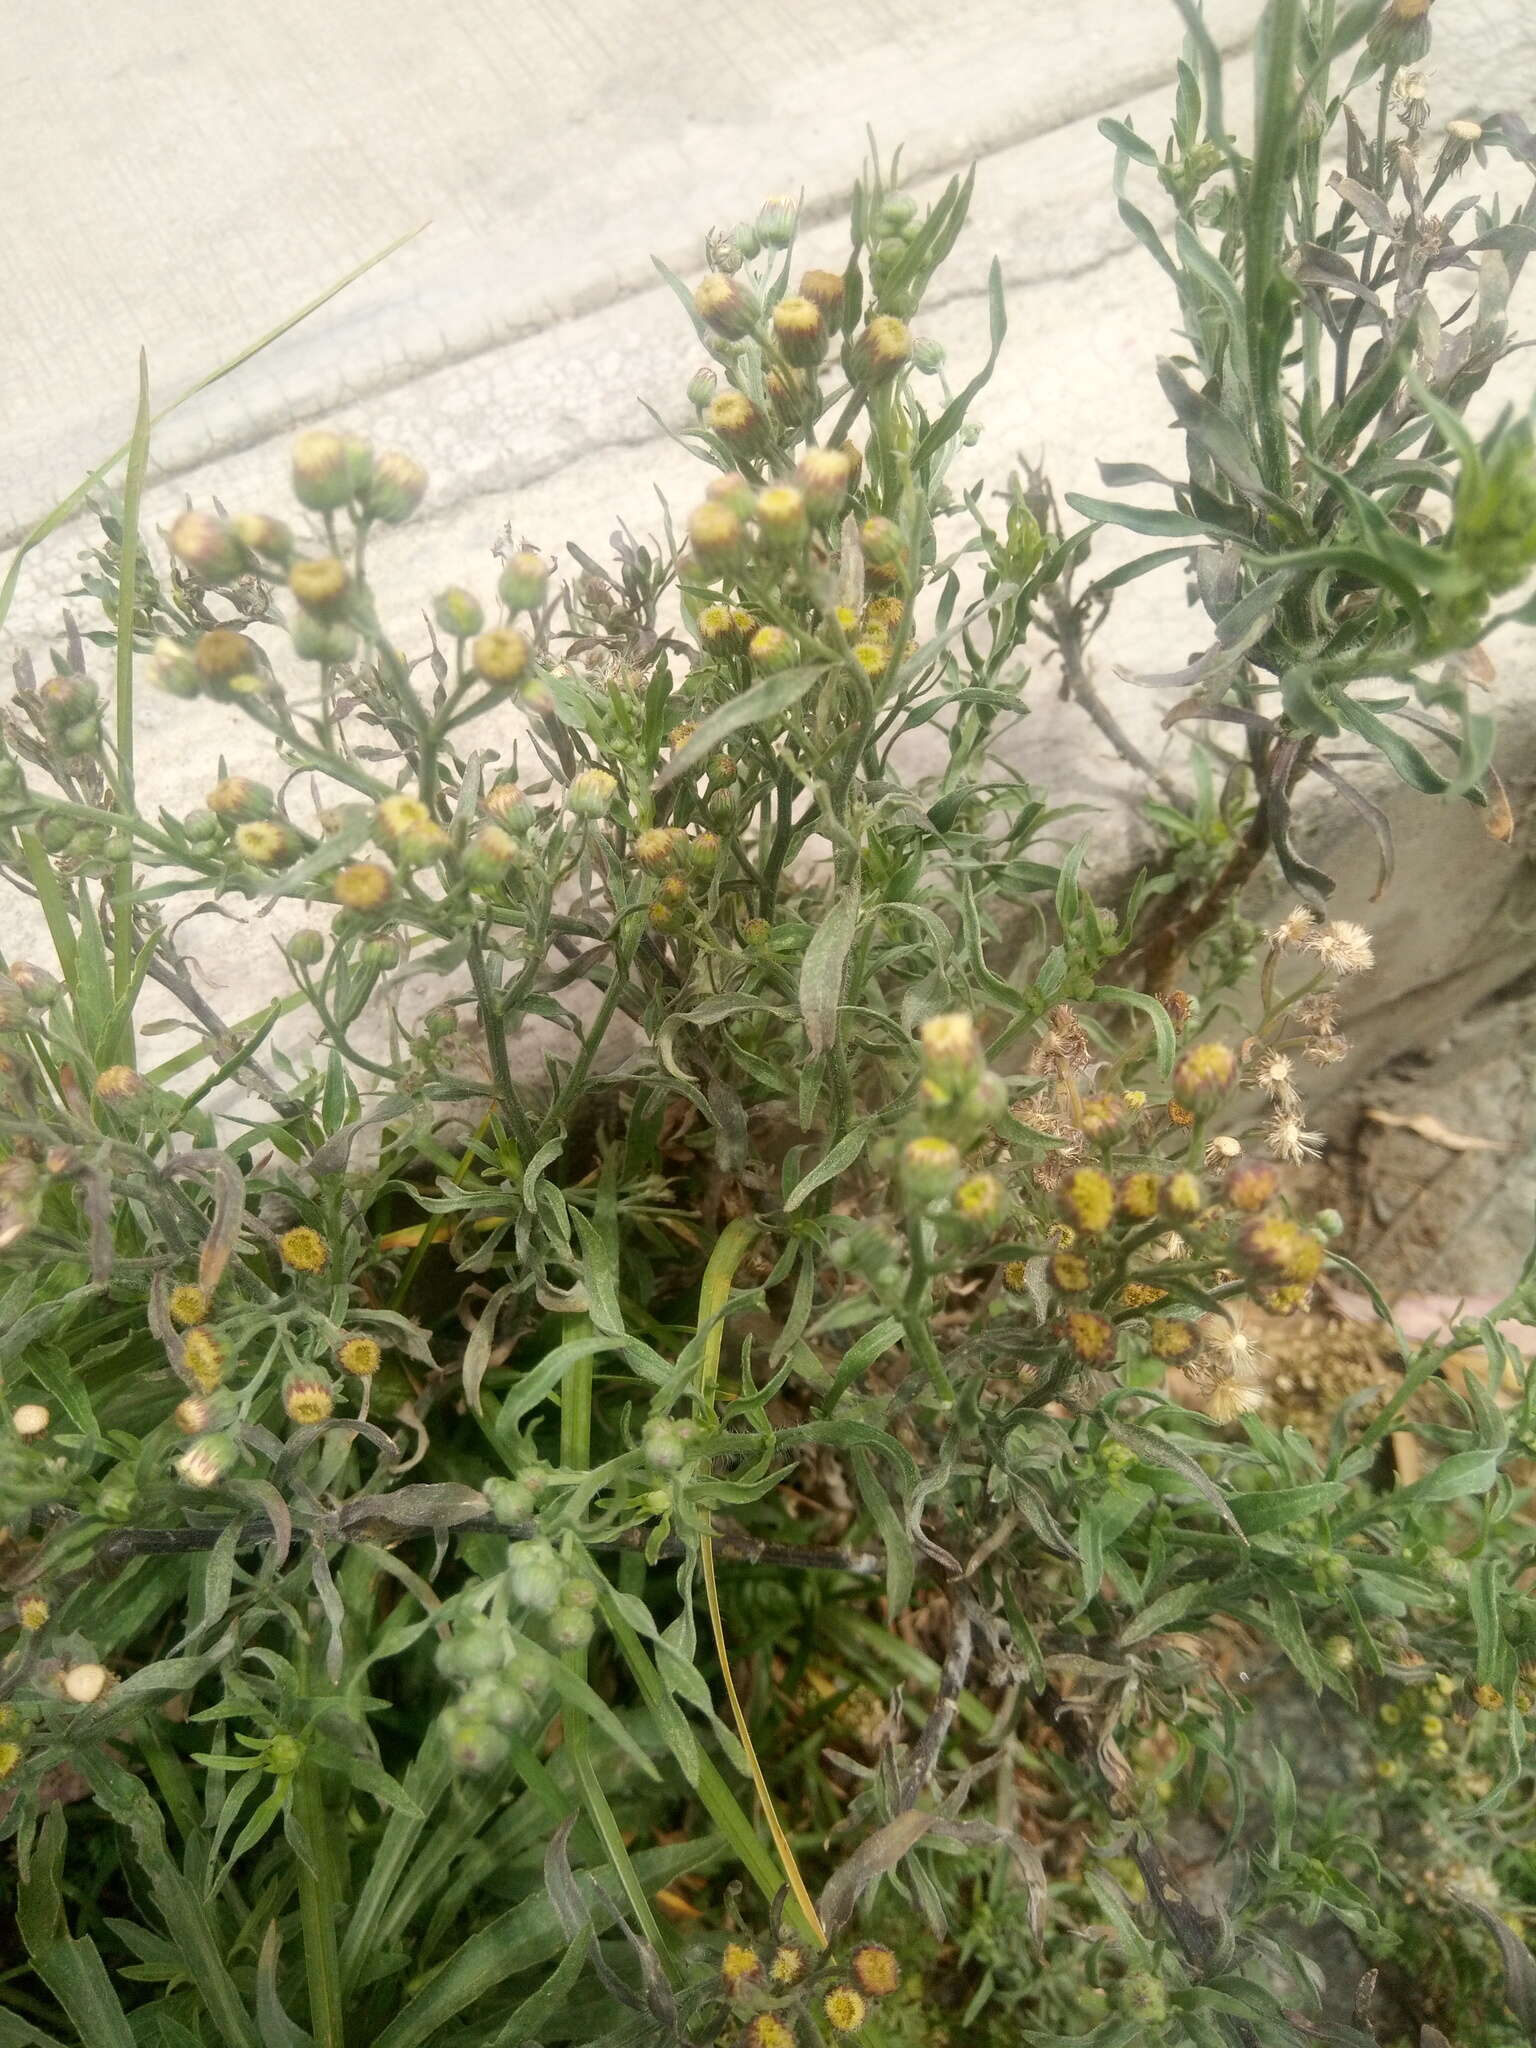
[822,1984,869,2034]
[850,1943,902,1998]
[168,1283,210,1327]
[182,1326,228,1392]
[278,1227,330,1275]
[720,1942,762,1992]
[337,1335,381,1378]
[1060,1167,1115,1235]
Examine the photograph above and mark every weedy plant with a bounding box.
[3,3,1536,2044]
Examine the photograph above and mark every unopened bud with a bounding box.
[688,501,743,569]
[363,449,428,523]
[771,295,825,365]
[231,512,294,564]
[796,446,851,521]
[799,267,846,331]
[901,1135,962,1202]
[1172,1041,1237,1109]
[95,1064,147,1107]
[694,274,755,338]
[473,628,532,686]
[207,776,273,823]
[498,550,548,613]
[333,861,394,912]
[462,824,520,885]
[282,1369,335,1425]
[687,366,718,410]
[749,624,796,670]
[756,193,798,247]
[175,1431,239,1488]
[149,637,201,699]
[484,782,536,832]
[851,315,912,385]
[288,555,352,616]
[291,430,354,511]
[507,1537,566,1614]
[291,614,357,664]
[705,391,764,451]
[168,509,250,585]
[567,769,618,820]
[287,928,325,968]
[434,586,485,639]
[755,485,807,549]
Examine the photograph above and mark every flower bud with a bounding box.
[756,193,798,247]
[748,624,796,670]
[0,978,26,1031]
[473,628,532,686]
[181,1327,228,1392]
[566,769,617,820]
[282,1369,335,1425]
[706,471,757,519]
[234,821,298,868]
[642,1415,696,1472]
[920,1011,982,1091]
[687,365,718,410]
[287,928,325,968]
[1160,1170,1203,1221]
[507,1537,566,1614]
[799,267,846,331]
[547,1603,596,1651]
[901,1135,962,1202]
[953,1172,1005,1230]
[289,555,352,616]
[755,485,807,550]
[149,637,201,699]
[17,1594,49,1630]
[688,501,743,570]
[859,515,908,587]
[463,824,520,885]
[912,336,946,374]
[1118,1172,1161,1221]
[634,827,684,874]
[1172,1040,1237,1110]
[12,1401,50,1439]
[1234,1215,1325,1287]
[443,1710,509,1775]
[491,546,545,612]
[796,446,851,521]
[168,509,250,585]
[434,586,485,639]
[291,614,357,664]
[482,1475,536,1525]
[332,861,394,913]
[336,1334,381,1378]
[1060,1167,1115,1235]
[705,391,763,451]
[852,315,912,385]
[278,1226,329,1274]
[175,1430,239,1488]
[1050,1252,1091,1293]
[696,603,742,652]
[396,820,452,869]
[1147,1317,1199,1361]
[694,273,755,338]
[194,629,260,688]
[849,1944,899,1998]
[95,1064,147,1108]
[174,1389,235,1435]
[363,449,428,523]
[771,295,825,365]
[205,777,270,826]
[1058,1308,1117,1366]
[291,430,354,511]
[1225,1161,1278,1212]
[168,1282,210,1327]
[231,513,294,564]
[484,781,536,832]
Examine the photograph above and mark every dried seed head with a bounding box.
[12,1402,50,1439]
[278,1227,330,1274]
[61,1662,110,1704]
[1266,1113,1323,1166]
[1306,920,1374,976]
[333,861,394,913]
[1206,1376,1265,1425]
[1269,907,1314,949]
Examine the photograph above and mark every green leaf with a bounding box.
[1065,492,1218,539]
[27,1943,135,2048]
[1397,1447,1501,1506]
[1229,1481,1350,1536]
[654,665,823,788]
[1156,357,1267,502]
[911,256,1007,469]
[798,884,860,1058]
[783,1125,869,1212]
[851,1445,914,1615]
[1094,984,1176,1076]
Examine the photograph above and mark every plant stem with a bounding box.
[292,1729,345,2048]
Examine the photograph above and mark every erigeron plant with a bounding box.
[2,4,1536,2044]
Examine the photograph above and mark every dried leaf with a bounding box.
[1363,1107,1513,1153]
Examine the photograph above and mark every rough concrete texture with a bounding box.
[2,0,1534,1101]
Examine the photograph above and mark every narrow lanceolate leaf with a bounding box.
[797,884,860,1057]
[112,351,152,1012]
[654,665,823,787]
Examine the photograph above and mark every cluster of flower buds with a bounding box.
[723,1935,901,2044]
[435,1615,545,1773]
[505,1537,599,1651]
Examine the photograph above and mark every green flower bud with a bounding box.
[483,1475,536,1525]
[851,316,911,385]
[507,1538,566,1614]
[912,336,946,373]
[436,1622,509,1682]
[795,446,851,522]
[363,449,428,523]
[771,295,825,365]
[497,551,548,615]
[755,485,808,550]
[694,273,755,338]
[484,782,536,832]
[756,193,798,247]
[291,430,354,511]
[434,586,485,639]
[231,512,294,564]
[688,501,743,570]
[901,1135,962,1202]
[547,1604,596,1652]
[705,391,765,453]
[566,769,617,820]
[288,555,352,615]
[443,1709,509,1774]
[687,365,719,410]
[167,509,250,585]
[462,824,520,885]
[642,1416,696,1473]
[286,927,325,968]
[291,613,358,664]
[149,637,201,699]
[472,628,531,686]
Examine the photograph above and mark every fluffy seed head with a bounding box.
[62,1663,110,1704]
[12,1402,50,1439]
[1306,920,1374,976]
